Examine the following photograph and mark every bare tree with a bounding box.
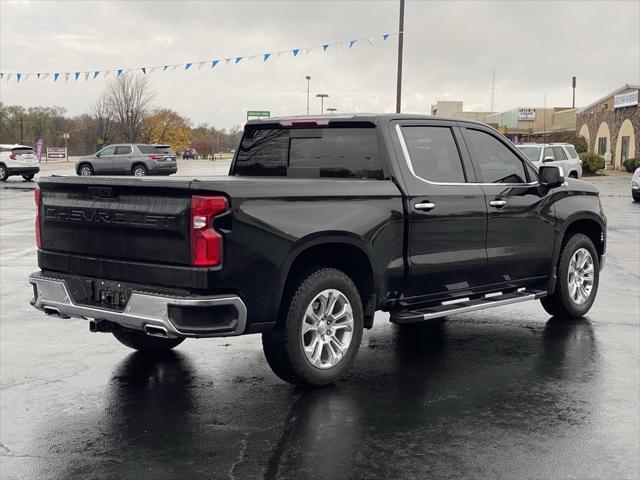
[91,95,115,149]
[103,72,154,142]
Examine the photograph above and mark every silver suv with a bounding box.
[76,144,177,177]
[516,143,582,179]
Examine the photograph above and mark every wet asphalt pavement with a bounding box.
[1,168,638,480]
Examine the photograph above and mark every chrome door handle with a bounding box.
[414,202,436,211]
[489,200,507,208]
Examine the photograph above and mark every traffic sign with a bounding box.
[247,110,270,120]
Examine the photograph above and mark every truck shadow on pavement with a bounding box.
[37,317,598,480]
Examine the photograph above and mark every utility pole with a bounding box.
[395,0,405,113]
[20,116,24,145]
[572,76,576,108]
[490,67,496,112]
[305,75,311,115]
[543,94,547,144]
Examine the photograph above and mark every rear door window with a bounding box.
[401,126,466,183]
[138,145,174,155]
[552,146,567,160]
[233,127,384,178]
[466,129,528,183]
[564,145,578,159]
[114,146,132,155]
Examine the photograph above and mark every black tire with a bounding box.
[78,164,93,176]
[0,164,8,181]
[132,164,147,176]
[262,268,364,388]
[540,233,599,319]
[633,192,640,203]
[22,174,35,181]
[112,326,184,352]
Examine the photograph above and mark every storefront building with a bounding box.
[576,84,639,169]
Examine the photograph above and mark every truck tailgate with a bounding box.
[39,177,193,266]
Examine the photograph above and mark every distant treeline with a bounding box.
[0,72,242,156]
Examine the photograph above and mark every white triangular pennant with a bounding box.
[367,37,374,45]
[64,72,70,82]
[6,73,12,82]
[171,65,179,71]
[104,70,111,78]
[276,51,286,57]
[84,72,90,81]
[24,73,32,81]
[42,73,50,80]
[149,66,158,74]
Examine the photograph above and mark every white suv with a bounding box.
[0,144,40,181]
[516,143,582,179]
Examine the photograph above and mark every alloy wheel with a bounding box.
[301,288,354,369]
[567,248,594,305]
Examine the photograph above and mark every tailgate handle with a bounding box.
[88,187,117,198]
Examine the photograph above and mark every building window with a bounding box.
[621,136,630,163]
[597,137,607,158]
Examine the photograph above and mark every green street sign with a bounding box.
[247,110,271,120]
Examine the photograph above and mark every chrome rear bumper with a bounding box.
[29,273,247,338]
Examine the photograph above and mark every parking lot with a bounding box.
[1,170,638,479]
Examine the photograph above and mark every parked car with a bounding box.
[0,144,40,181]
[182,148,197,160]
[30,114,606,387]
[632,167,640,202]
[75,144,177,176]
[517,143,582,178]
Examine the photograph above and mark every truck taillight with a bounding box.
[190,196,228,266]
[34,185,42,249]
[148,154,163,159]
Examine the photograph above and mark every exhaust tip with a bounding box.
[144,325,169,338]
[43,306,62,318]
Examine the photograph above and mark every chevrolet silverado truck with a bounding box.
[29,114,606,387]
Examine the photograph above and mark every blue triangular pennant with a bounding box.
[74,72,80,80]
[185,63,192,70]
[263,53,271,62]
[322,44,329,52]
[37,73,41,79]
[0,73,3,80]
[292,49,300,56]
[54,72,60,81]
[93,71,100,79]
[117,69,123,77]
[141,67,146,75]
[383,34,390,40]
[211,60,219,68]
[235,57,243,64]
[163,65,169,71]
[349,39,357,48]
[16,73,22,82]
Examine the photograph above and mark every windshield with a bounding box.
[517,146,542,162]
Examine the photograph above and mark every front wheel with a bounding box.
[540,233,599,319]
[0,165,8,181]
[78,164,93,176]
[113,327,184,352]
[262,268,363,387]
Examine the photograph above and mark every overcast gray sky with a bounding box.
[1,0,638,129]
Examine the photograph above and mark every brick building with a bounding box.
[576,85,639,169]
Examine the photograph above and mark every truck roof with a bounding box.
[245,113,488,128]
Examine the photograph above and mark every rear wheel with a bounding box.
[0,165,8,181]
[262,268,363,387]
[132,165,147,177]
[78,164,93,176]
[541,233,599,319]
[22,174,35,181]
[113,326,184,352]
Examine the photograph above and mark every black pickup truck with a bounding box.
[30,114,606,387]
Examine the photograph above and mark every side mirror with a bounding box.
[95,152,100,158]
[539,165,564,188]
[543,156,554,163]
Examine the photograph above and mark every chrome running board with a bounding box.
[390,290,547,324]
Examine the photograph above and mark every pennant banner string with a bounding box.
[2,33,396,81]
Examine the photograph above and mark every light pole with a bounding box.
[327,107,337,115]
[316,93,329,114]
[305,75,311,115]
[396,0,405,113]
